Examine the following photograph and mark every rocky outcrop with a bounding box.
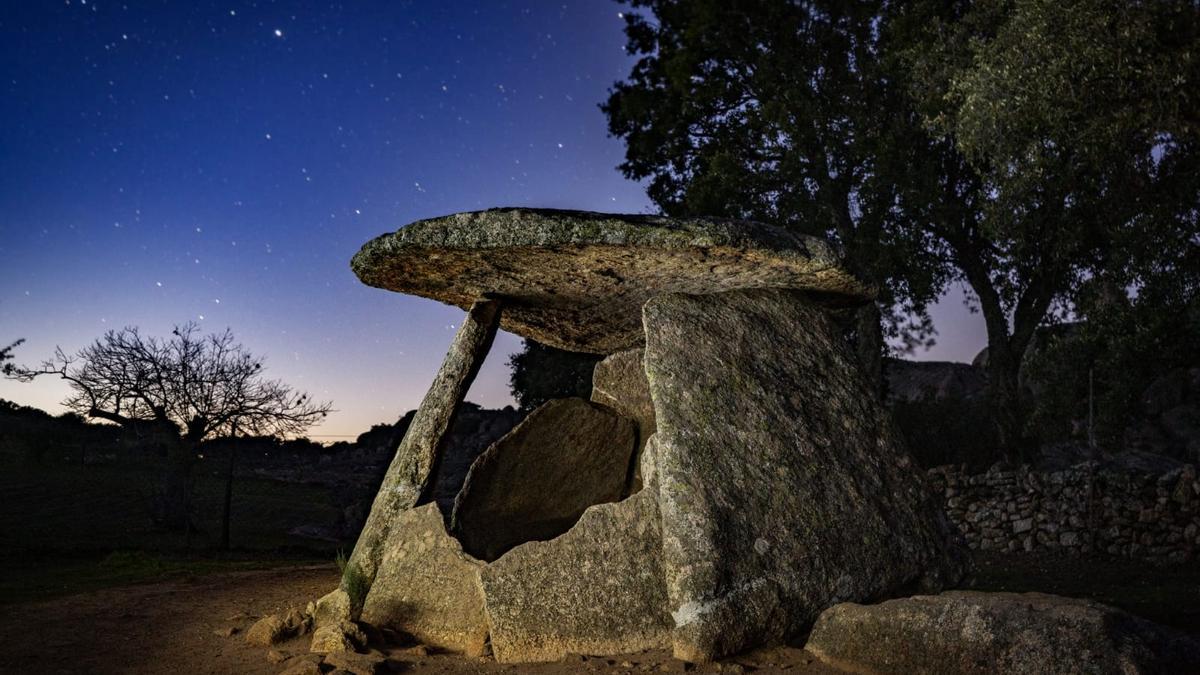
[244,609,310,646]
[351,208,870,353]
[806,591,1200,674]
[884,357,987,402]
[358,503,489,655]
[308,620,365,653]
[480,440,672,662]
[643,289,968,662]
[450,398,636,561]
[1127,368,1200,462]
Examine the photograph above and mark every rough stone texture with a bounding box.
[244,614,290,646]
[309,620,366,653]
[351,208,870,354]
[928,463,1200,562]
[310,588,351,629]
[358,503,490,656]
[591,348,656,493]
[451,397,636,561]
[806,591,1200,674]
[344,299,500,597]
[426,404,524,517]
[643,288,968,662]
[479,436,672,663]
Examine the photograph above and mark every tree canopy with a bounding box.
[602,0,956,386]
[13,323,330,442]
[892,0,1200,456]
[0,339,23,376]
[507,340,600,413]
[605,0,1200,460]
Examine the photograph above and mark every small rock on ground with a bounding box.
[245,614,290,646]
[310,620,367,653]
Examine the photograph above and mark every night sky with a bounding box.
[0,0,984,441]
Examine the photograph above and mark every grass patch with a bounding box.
[0,550,321,604]
[0,452,345,603]
[336,548,370,609]
[0,455,343,554]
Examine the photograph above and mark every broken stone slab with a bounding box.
[245,610,308,647]
[479,437,672,662]
[642,288,969,662]
[245,614,290,646]
[358,503,490,656]
[309,620,367,653]
[805,591,1200,674]
[339,298,501,609]
[450,397,636,561]
[591,348,656,494]
[351,208,870,354]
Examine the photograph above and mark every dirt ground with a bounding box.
[5,552,1197,674]
[0,564,843,675]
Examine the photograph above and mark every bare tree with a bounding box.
[0,339,23,376]
[11,323,331,531]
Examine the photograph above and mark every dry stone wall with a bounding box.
[928,464,1200,563]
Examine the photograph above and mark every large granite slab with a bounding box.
[643,288,968,662]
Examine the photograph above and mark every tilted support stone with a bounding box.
[336,298,501,614]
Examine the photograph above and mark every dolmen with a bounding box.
[312,207,968,663]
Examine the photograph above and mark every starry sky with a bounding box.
[0,0,985,441]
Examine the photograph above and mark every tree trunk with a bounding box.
[983,341,1029,465]
[221,424,238,551]
[854,302,885,399]
[161,439,196,532]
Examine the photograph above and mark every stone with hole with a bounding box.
[480,438,671,661]
[450,397,636,561]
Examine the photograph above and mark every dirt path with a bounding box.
[0,564,843,674]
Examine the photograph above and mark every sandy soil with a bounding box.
[0,564,845,674]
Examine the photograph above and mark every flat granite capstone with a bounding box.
[351,208,871,353]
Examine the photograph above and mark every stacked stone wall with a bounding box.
[927,464,1200,563]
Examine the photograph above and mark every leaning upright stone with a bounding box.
[643,288,968,662]
[327,298,501,620]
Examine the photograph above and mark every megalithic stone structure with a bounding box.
[314,298,500,623]
[318,208,969,662]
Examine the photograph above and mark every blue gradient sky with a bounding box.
[0,0,985,440]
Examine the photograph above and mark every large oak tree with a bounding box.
[892,0,1200,457]
[605,0,1200,460]
[602,0,955,391]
